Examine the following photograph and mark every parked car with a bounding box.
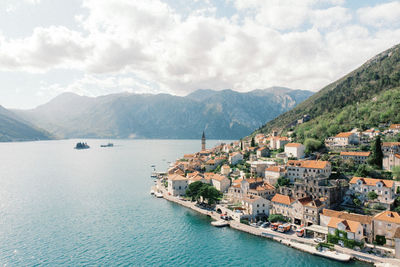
[250,223,258,228]
[314,237,324,243]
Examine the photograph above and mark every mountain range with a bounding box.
[0,105,52,142]
[255,43,400,142]
[11,87,312,140]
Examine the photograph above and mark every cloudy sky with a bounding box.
[1,0,400,109]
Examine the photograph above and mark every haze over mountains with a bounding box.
[0,105,51,142]
[12,87,312,140]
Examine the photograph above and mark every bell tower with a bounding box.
[201,131,206,151]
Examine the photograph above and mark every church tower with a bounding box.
[201,131,206,151]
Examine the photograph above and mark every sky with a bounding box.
[1,0,400,109]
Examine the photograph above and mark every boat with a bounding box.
[100,143,114,147]
[155,192,163,198]
[75,142,90,149]
[150,172,157,178]
[150,189,155,195]
[211,220,229,227]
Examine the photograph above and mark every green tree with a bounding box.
[268,214,286,222]
[304,138,322,154]
[393,166,400,180]
[186,181,204,201]
[198,184,222,204]
[368,136,383,169]
[353,198,362,207]
[277,177,290,187]
[251,137,255,147]
[355,164,370,177]
[367,191,378,200]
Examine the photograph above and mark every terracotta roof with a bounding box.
[211,174,228,182]
[242,195,263,203]
[396,154,400,159]
[390,124,400,129]
[340,151,371,157]
[246,177,264,184]
[285,143,303,148]
[382,142,400,147]
[230,152,242,157]
[335,132,354,138]
[254,183,275,191]
[287,160,329,169]
[233,184,241,188]
[328,217,361,233]
[168,174,187,181]
[322,209,372,224]
[265,166,285,173]
[271,194,295,205]
[190,175,205,182]
[297,196,313,206]
[349,177,394,188]
[222,165,230,169]
[374,211,400,224]
[232,178,244,184]
[257,147,268,151]
[206,159,215,164]
[203,173,215,180]
[305,199,324,208]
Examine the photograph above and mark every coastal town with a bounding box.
[152,125,400,266]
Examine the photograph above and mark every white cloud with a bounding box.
[357,1,400,28]
[0,0,400,98]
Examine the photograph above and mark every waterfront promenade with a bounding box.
[159,190,400,266]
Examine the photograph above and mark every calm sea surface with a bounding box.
[0,139,371,266]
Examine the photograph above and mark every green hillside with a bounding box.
[255,43,400,142]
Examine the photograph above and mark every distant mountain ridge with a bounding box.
[0,105,52,142]
[254,43,400,142]
[14,87,313,140]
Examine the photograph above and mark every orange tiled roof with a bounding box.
[168,174,187,181]
[382,142,400,147]
[257,146,268,151]
[396,154,400,159]
[322,209,372,224]
[211,174,228,182]
[271,194,295,205]
[285,143,303,148]
[349,177,394,188]
[287,160,329,169]
[328,217,361,233]
[246,177,264,184]
[390,124,400,129]
[266,166,285,172]
[340,151,371,157]
[335,132,354,138]
[374,211,400,224]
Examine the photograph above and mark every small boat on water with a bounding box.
[211,220,229,227]
[155,192,163,198]
[100,143,114,147]
[150,189,155,195]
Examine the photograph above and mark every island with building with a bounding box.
[152,126,400,266]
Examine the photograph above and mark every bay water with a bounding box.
[0,139,371,266]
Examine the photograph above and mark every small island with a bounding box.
[75,142,90,149]
[100,143,114,147]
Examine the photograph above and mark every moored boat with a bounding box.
[155,192,163,198]
[211,220,229,227]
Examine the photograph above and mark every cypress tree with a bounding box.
[369,136,383,169]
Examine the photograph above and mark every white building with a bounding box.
[264,166,286,185]
[340,151,371,165]
[211,174,231,193]
[325,132,359,147]
[229,152,243,165]
[268,136,290,150]
[382,142,400,171]
[328,217,364,242]
[349,177,395,205]
[241,195,270,220]
[284,143,305,159]
[286,160,331,182]
[168,174,188,196]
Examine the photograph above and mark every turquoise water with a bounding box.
[0,139,371,266]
